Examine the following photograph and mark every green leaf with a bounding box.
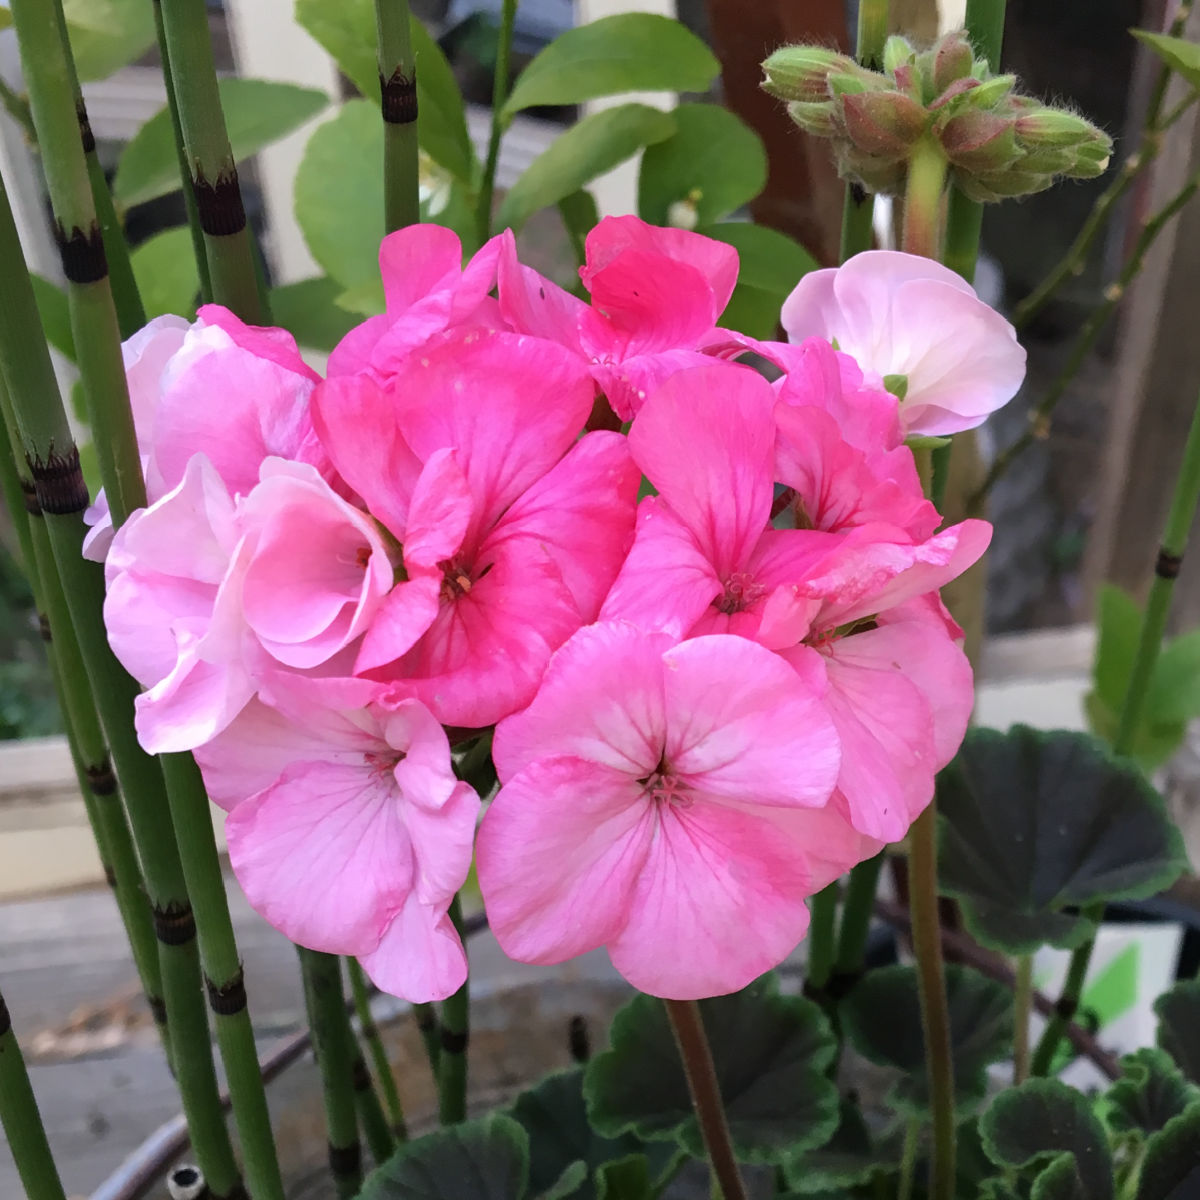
[115,79,329,209]
[558,189,601,267]
[268,277,360,352]
[840,963,1013,1120]
[638,104,765,227]
[30,276,75,362]
[696,222,817,341]
[130,227,199,319]
[295,100,384,291]
[502,14,720,118]
[360,1113,529,1200]
[1105,1049,1197,1139]
[979,1079,1113,1200]
[782,1099,903,1194]
[62,0,154,83]
[1156,979,1200,1085]
[584,975,839,1165]
[0,10,10,32]
[1131,30,1200,91]
[1146,628,1200,724]
[296,0,476,184]
[1136,1103,1200,1200]
[498,105,675,233]
[541,1161,588,1200]
[937,725,1187,955]
[594,1155,651,1200]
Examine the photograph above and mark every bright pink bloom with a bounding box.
[499,215,738,420]
[206,675,478,1001]
[104,457,393,754]
[781,250,1026,436]
[314,328,640,728]
[477,622,869,999]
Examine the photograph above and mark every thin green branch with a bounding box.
[805,883,838,997]
[354,1052,398,1165]
[414,1001,442,1078]
[833,851,885,982]
[349,958,407,1139]
[1012,953,1033,1084]
[376,0,420,232]
[477,0,518,240]
[901,138,948,260]
[0,75,36,144]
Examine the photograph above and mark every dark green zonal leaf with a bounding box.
[498,105,676,233]
[1136,1103,1200,1200]
[697,222,817,341]
[1131,31,1200,90]
[30,276,75,362]
[62,0,154,82]
[360,1113,529,1200]
[542,1161,588,1200]
[981,1080,1113,1200]
[295,100,384,292]
[594,1155,651,1200]
[1105,1048,1197,1138]
[840,964,1012,1119]
[584,977,839,1164]
[937,725,1187,955]
[638,105,765,227]
[1156,979,1200,1085]
[131,227,199,320]
[269,277,360,352]
[114,79,330,209]
[782,1099,902,1194]
[502,14,719,118]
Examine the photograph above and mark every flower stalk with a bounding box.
[901,137,949,259]
[349,958,407,1138]
[839,0,889,262]
[804,883,838,998]
[477,0,518,240]
[834,851,885,983]
[663,999,748,1200]
[375,0,421,233]
[1012,953,1033,1083]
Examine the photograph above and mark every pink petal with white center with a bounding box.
[629,363,775,578]
[359,892,468,1002]
[661,634,839,808]
[226,758,416,955]
[403,448,472,571]
[492,621,672,782]
[476,757,653,965]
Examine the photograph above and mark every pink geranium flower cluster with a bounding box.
[94,217,1024,1003]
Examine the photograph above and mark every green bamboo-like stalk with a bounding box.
[833,851,885,983]
[476,0,518,240]
[151,0,212,303]
[155,0,264,321]
[349,958,407,1139]
[804,883,838,999]
[438,897,470,1125]
[0,988,68,1200]
[159,752,286,1200]
[0,168,243,1200]
[1033,381,1200,1076]
[301,950,363,1198]
[376,0,420,233]
[354,1052,398,1165]
[414,1001,442,1077]
[838,0,888,262]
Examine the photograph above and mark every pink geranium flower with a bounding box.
[201,675,479,1001]
[314,328,640,728]
[476,622,868,999]
[781,250,1026,436]
[499,215,738,420]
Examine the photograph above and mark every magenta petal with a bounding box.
[378,224,463,314]
[354,575,442,674]
[359,892,467,1002]
[404,448,472,571]
[497,237,589,351]
[477,757,653,965]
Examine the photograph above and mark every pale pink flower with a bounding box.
[104,457,393,754]
[476,622,870,999]
[206,675,478,1001]
[780,250,1026,436]
[314,328,640,728]
[499,215,738,420]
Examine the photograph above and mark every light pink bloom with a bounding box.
[477,622,870,999]
[499,215,738,420]
[780,250,1026,436]
[104,456,393,753]
[315,328,640,728]
[207,675,478,1001]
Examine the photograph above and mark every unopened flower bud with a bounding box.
[762,45,857,102]
[667,192,701,230]
[1070,137,1112,177]
[932,30,976,93]
[1015,107,1101,148]
[882,34,916,74]
[837,146,907,195]
[786,99,841,138]
[928,76,983,111]
[959,74,1017,110]
[840,90,928,160]
[938,110,1022,172]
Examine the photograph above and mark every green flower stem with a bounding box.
[805,883,838,996]
[838,0,888,262]
[942,0,1007,283]
[158,751,286,1200]
[1012,1,1192,331]
[972,161,1200,511]
[151,0,212,303]
[349,958,407,1138]
[301,950,363,1198]
[901,138,948,261]
[156,0,264,321]
[0,76,36,144]
[663,999,748,1200]
[0,169,243,1200]
[477,0,518,240]
[353,1051,398,1165]
[896,1117,919,1200]
[414,1001,442,1077]
[833,851,885,982]
[0,988,68,1200]
[375,0,420,233]
[438,896,470,1124]
[1012,953,1033,1083]
[1034,378,1200,1076]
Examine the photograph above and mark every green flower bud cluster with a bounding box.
[761,31,1112,202]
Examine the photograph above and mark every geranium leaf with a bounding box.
[1135,1103,1200,1200]
[1155,978,1200,1085]
[1105,1048,1197,1139]
[782,1098,903,1193]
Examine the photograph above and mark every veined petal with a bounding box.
[359,892,467,1002]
